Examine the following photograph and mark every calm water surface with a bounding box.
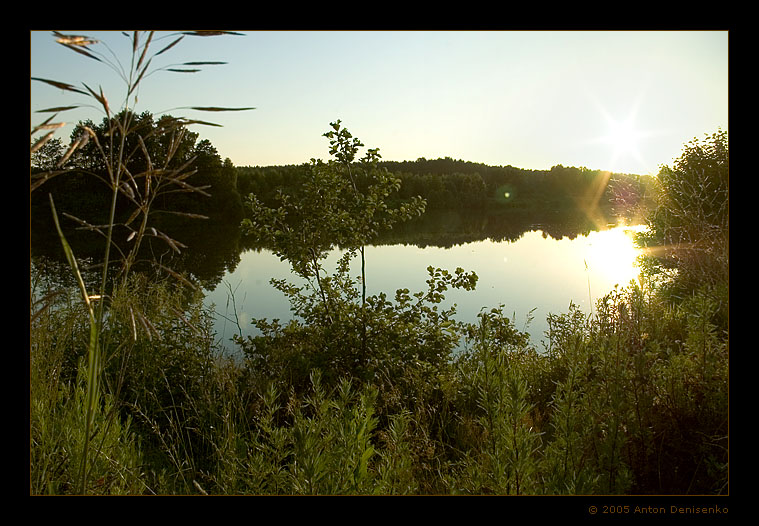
[205,223,647,351]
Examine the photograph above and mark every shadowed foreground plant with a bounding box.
[30,30,253,494]
[241,120,425,361]
[219,372,380,495]
[454,310,542,495]
[30,358,146,494]
[539,355,599,494]
[373,410,418,494]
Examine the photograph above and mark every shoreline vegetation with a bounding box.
[30,32,727,497]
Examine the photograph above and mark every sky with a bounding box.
[30,30,729,176]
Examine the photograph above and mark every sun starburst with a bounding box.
[600,113,650,173]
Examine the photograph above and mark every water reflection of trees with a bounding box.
[31,216,243,292]
[374,205,640,249]
[32,204,643,293]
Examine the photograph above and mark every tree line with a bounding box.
[237,157,654,215]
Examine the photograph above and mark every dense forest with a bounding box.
[30,32,728,501]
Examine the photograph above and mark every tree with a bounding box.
[241,120,426,362]
[31,137,64,171]
[31,109,243,266]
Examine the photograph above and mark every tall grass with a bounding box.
[30,30,252,494]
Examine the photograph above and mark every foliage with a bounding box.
[30,30,253,494]
[30,359,146,495]
[31,110,244,267]
[236,258,478,395]
[452,310,542,495]
[32,259,729,495]
[30,285,145,494]
[240,120,426,365]
[637,130,728,300]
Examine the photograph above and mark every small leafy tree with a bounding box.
[242,120,425,351]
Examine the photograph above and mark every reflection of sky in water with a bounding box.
[205,224,646,351]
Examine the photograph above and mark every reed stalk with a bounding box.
[31,30,253,494]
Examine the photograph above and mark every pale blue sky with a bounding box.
[30,30,728,175]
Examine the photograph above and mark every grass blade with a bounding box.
[60,43,102,63]
[182,31,244,37]
[155,36,184,56]
[53,31,99,47]
[135,31,154,70]
[189,106,256,112]
[30,131,56,154]
[48,194,101,494]
[32,77,88,96]
[35,106,80,113]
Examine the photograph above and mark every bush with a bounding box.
[637,130,728,299]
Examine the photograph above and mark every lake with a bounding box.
[204,212,647,353]
[31,205,647,354]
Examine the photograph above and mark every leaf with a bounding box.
[53,32,99,46]
[180,119,224,127]
[31,114,59,134]
[128,58,152,96]
[60,43,102,62]
[123,207,143,228]
[155,36,184,56]
[167,68,201,73]
[82,83,110,115]
[135,31,154,70]
[30,131,55,154]
[182,31,245,37]
[153,228,186,254]
[182,61,228,65]
[48,194,94,314]
[137,135,154,172]
[160,210,210,220]
[155,262,198,291]
[31,77,88,95]
[56,136,84,167]
[35,105,80,113]
[189,106,256,112]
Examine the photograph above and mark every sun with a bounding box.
[583,85,657,175]
[601,114,647,172]
[606,117,640,157]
